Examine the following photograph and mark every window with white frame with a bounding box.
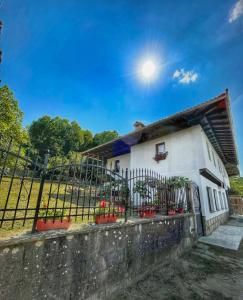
[222,192,228,209]
[218,159,222,173]
[206,142,211,161]
[213,189,220,210]
[212,151,216,167]
[156,142,166,155]
[207,187,215,212]
[218,191,224,209]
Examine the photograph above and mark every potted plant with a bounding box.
[139,205,156,218]
[167,204,176,216]
[177,202,184,214]
[36,206,71,232]
[94,201,118,224]
[153,151,168,162]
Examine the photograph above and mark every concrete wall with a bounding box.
[0,215,195,300]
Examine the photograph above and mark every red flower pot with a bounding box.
[168,210,176,216]
[95,214,118,224]
[177,208,184,214]
[139,211,156,218]
[36,219,71,232]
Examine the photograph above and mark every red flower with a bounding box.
[100,200,107,208]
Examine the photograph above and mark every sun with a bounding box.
[138,58,159,82]
[141,60,156,79]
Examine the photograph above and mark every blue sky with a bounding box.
[1,0,243,172]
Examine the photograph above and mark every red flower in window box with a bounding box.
[153,152,168,162]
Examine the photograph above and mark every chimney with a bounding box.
[133,121,145,131]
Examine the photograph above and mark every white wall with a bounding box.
[106,125,230,221]
[200,130,230,188]
[130,125,204,185]
[107,153,130,172]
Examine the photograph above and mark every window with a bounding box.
[212,151,216,167]
[218,191,224,209]
[222,192,228,209]
[156,143,165,155]
[114,160,120,173]
[206,142,211,161]
[218,159,222,173]
[207,187,215,212]
[213,189,220,210]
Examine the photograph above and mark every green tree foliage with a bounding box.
[229,177,243,196]
[28,116,92,157]
[93,130,119,147]
[79,130,93,151]
[0,85,28,143]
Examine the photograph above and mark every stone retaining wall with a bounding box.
[229,196,243,215]
[0,214,195,300]
[203,211,229,235]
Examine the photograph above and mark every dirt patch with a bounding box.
[112,242,243,300]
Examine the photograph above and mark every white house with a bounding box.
[83,90,239,235]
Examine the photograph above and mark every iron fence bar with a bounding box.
[0,139,12,185]
[31,152,49,233]
[125,168,129,222]
[11,148,31,227]
[0,144,22,227]
[53,158,65,222]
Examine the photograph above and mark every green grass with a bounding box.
[230,177,243,196]
[0,177,100,239]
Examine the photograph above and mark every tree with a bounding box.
[79,129,93,151]
[0,85,27,143]
[93,131,119,147]
[28,116,86,157]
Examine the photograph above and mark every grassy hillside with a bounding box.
[230,177,243,196]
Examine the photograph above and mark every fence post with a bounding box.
[31,151,49,233]
[124,168,129,222]
[165,178,169,215]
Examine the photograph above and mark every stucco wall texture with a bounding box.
[0,215,195,300]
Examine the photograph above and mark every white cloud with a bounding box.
[173,69,198,84]
[229,0,243,23]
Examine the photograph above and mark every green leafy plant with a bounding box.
[167,176,190,189]
[38,202,69,220]
[133,180,152,200]
[94,201,119,216]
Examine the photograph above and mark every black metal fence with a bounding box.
[0,139,193,234]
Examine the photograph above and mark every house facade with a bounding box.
[83,90,239,235]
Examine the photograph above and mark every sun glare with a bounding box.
[138,58,159,82]
[141,60,156,78]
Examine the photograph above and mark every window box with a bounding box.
[153,152,168,162]
[168,210,176,216]
[94,214,118,224]
[36,219,71,231]
[138,205,156,218]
